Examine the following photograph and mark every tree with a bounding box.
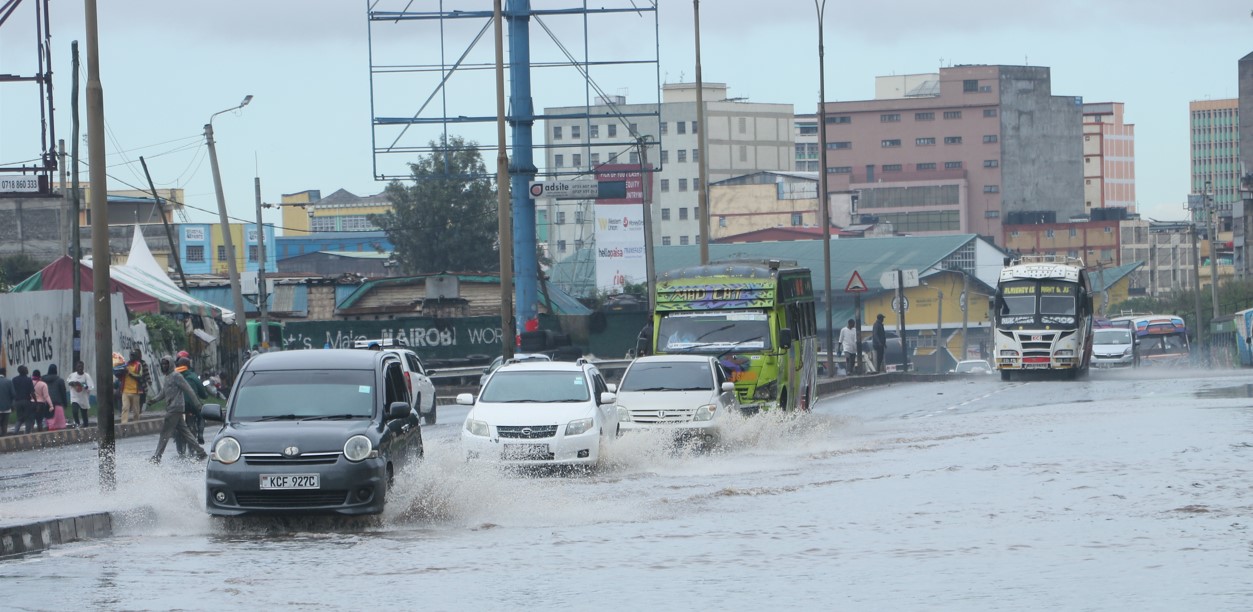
[0,255,46,292]
[372,136,498,275]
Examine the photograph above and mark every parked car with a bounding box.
[1092,327,1137,368]
[459,359,618,468]
[479,353,551,387]
[613,355,739,446]
[952,359,995,375]
[203,349,423,516]
[353,339,438,425]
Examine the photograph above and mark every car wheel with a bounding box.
[779,390,789,412]
[423,404,437,425]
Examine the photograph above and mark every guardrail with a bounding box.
[430,358,634,388]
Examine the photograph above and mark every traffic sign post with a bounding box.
[845,270,868,293]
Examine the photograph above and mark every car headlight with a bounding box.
[566,418,594,436]
[615,405,632,422]
[752,380,777,401]
[693,404,716,422]
[343,435,373,462]
[1123,347,1134,356]
[1055,350,1074,357]
[213,437,241,464]
[465,419,490,437]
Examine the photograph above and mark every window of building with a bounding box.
[609,153,619,162]
[693,178,700,191]
[608,124,617,137]
[917,162,936,171]
[661,208,671,220]
[557,240,567,253]
[680,235,690,245]
[557,211,566,224]
[944,136,962,145]
[943,111,962,119]
[662,236,671,246]
[791,212,803,226]
[692,121,699,134]
[575,211,584,224]
[738,117,747,133]
[983,185,1000,193]
[629,123,638,134]
[590,153,600,165]
[944,161,963,169]
[660,179,670,192]
[916,112,935,121]
[883,164,902,172]
[571,125,581,139]
[829,141,851,150]
[554,154,564,168]
[692,149,699,163]
[310,217,336,232]
[1045,229,1055,238]
[659,122,667,135]
[1010,231,1020,238]
[739,145,747,162]
[881,139,901,148]
[719,216,727,227]
[693,205,699,220]
[881,113,901,123]
[217,245,228,261]
[677,121,687,135]
[679,179,689,192]
[186,245,205,263]
[629,151,640,164]
[828,116,851,124]
[575,239,584,249]
[916,137,936,146]
[983,108,998,118]
[963,79,979,93]
[590,124,599,138]
[553,126,563,140]
[983,159,999,168]
[1069,228,1077,237]
[983,135,999,144]
[829,166,852,174]
[679,208,689,220]
[572,153,582,167]
[660,150,669,164]
[678,149,687,163]
[1104,226,1113,234]
[986,210,1000,219]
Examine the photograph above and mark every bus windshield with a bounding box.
[657,311,772,353]
[999,281,1078,325]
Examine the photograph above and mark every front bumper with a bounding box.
[462,429,601,466]
[1092,354,1134,368]
[205,455,387,516]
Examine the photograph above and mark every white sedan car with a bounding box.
[460,360,618,467]
[614,355,739,445]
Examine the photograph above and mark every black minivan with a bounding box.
[203,349,423,516]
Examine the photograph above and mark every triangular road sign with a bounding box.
[845,270,869,293]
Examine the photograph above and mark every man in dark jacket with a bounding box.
[11,366,34,434]
[145,355,207,463]
[0,368,13,436]
[871,313,888,373]
[42,364,69,426]
[174,356,209,456]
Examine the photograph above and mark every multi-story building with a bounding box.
[1190,99,1240,216]
[273,188,394,264]
[542,82,794,259]
[177,222,277,276]
[1002,218,1122,269]
[1082,102,1136,213]
[794,114,820,172]
[820,65,1084,242]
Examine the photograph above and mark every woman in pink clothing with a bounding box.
[31,370,65,431]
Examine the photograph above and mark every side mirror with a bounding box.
[721,382,736,393]
[599,391,617,405]
[606,383,617,393]
[426,369,437,376]
[387,401,411,420]
[456,393,475,406]
[202,403,223,422]
[778,328,793,349]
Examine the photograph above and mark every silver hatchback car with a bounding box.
[614,355,739,445]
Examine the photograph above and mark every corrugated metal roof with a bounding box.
[189,284,308,316]
[320,250,392,259]
[1091,261,1143,292]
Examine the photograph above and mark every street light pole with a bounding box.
[205,95,252,338]
[1206,181,1219,319]
[693,0,710,264]
[815,0,834,378]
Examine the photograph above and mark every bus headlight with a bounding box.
[693,404,717,422]
[753,380,778,400]
[999,350,1019,357]
[1054,350,1074,357]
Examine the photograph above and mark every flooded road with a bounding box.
[3,368,1252,610]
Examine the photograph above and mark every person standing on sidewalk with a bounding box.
[66,361,94,428]
[121,350,146,424]
[146,355,207,463]
[872,313,887,374]
[0,368,14,436]
[11,366,34,434]
[42,364,69,431]
[838,318,859,376]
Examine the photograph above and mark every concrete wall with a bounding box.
[0,195,66,261]
[997,66,1084,222]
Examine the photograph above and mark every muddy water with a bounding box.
[3,371,1252,610]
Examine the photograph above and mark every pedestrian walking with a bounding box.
[66,360,94,428]
[121,350,146,424]
[146,355,207,464]
[173,356,209,456]
[31,370,51,431]
[0,368,14,436]
[42,364,68,431]
[872,313,888,374]
[12,366,34,434]
[838,318,859,376]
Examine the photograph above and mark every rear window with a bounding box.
[232,369,375,420]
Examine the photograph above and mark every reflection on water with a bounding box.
[1193,384,1253,399]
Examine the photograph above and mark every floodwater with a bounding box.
[2,368,1252,611]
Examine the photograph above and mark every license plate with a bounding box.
[502,444,550,460]
[260,474,320,489]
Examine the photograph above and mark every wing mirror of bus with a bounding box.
[779,328,793,349]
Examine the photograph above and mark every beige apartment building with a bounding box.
[1082,102,1136,214]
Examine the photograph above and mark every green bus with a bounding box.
[652,260,818,412]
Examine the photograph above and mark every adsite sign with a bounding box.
[527,180,599,200]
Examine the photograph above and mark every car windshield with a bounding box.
[232,370,375,421]
[479,370,591,403]
[955,361,990,372]
[657,312,771,353]
[620,361,714,392]
[1095,329,1132,344]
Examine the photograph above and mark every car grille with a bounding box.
[629,408,697,423]
[243,452,341,466]
[497,425,558,439]
[234,490,349,507]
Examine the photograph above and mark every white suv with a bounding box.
[355,340,437,424]
[458,359,618,467]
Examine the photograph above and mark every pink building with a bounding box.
[1082,102,1136,213]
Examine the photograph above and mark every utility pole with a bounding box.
[58,139,67,257]
[935,287,943,374]
[639,136,657,312]
[140,156,188,289]
[896,268,909,371]
[84,0,115,490]
[70,40,82,369]
[1206,182,1220,320]
[693,0,710,264]
[1192,214,1204,352]
[815,0,834,378]
[960,270,969,360]
[255,176,269,348]
[493,0,514,360]
[205,95,252,339]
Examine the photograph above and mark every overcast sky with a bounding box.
[0,0,1249,231]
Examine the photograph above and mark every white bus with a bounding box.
[991,255,1095,381]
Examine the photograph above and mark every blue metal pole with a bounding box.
[507,0,538,336]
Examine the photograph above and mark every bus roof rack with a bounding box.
[1010,254,1085,267]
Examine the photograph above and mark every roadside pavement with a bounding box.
[0,413,167,454]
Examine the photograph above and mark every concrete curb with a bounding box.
[0,415,167,454]
[0,511,112,559]
[816,372,946,396]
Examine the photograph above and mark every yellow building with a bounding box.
[279,188,393,236]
